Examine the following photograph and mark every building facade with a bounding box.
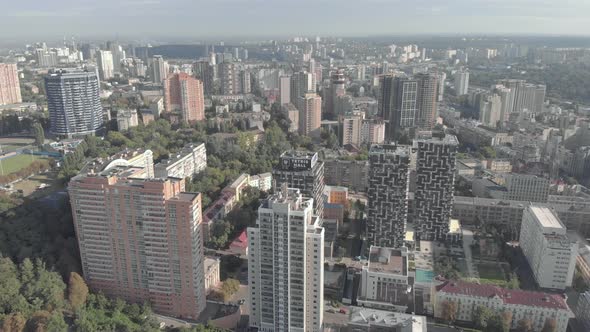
[248,188,324,332]
[576,291,590,332]
[163,73,205,123]
[367,144,410,248]
[358,246,410,311]
[504,174,549,202]
[454,69,469,96]
[519,206,577,290]
[97,50,114,80]
[45,69,103,137]
[434,280,571,332]
[298,93,322,139]
[152,55,169,84]
[154,143,207,179]
[324,159,368,192]
[380,75,418,140]
[0,63,22,105]
[116,109,139,131]
[273,151,325,217]
[69,167,206,319]
[414,73,439,130]
[414,134,458,241]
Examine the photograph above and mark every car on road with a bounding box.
[238,299,245,305]
[327,308,335,313]
[339,308,347,314]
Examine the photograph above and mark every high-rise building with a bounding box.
[247,187,324,331]
[164,73,205,123]
[341,114,362,146]
[152,55,169,84]
[414,134,458,241]
[36,48,58,67]
[379,75,418,140]
[273,151,325,217]
[361,119,386,145]
[279,75,291,105]
[367,144,410,248]
[497,79,546,114]
[69,166,206,319]
[219,62,239,95]
[239,70,251,94]
[45,69,103,137]
[436,72,446,102]
[193,61,215,95]
[290,71,314,110]
[297,93,322,138]
[479,93,502,128]
[0,63,22,105]
[454,69,469,96]
[326,69,346,116]
[97,50,114,80]
[519,206,577,290]
[107,41,125,73]
[414,73,439,130]
[491,84,514,124]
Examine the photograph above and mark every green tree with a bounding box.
[485,313,504,332]
[473,305,493,329]
[68,272,89,310]
[32,123,45,146]
[45,312,68,332]
[220,278,240,301]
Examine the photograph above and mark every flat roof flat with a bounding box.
[530,205,564,229]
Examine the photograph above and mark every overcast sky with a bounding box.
[1,0,590,40]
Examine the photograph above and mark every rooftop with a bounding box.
[436,280,570,311]
[348,307,426,330]
[367,246,408,276]
[369,144,410,157]
[529,205,564,230]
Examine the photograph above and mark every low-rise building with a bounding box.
[434,280,571,332]
[485,159,512,173]
[519,206,577,290]
[358,246,410,311]
[325,185,348,206]
[154,143,207,179]
[344,307,427,332]
[248,172,272,192]
[116,109,139,131]
[204,257,220,292]
[222,173,250,201]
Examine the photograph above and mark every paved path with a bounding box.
[462,229,479,280]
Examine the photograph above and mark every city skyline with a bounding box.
[2,0,590,40]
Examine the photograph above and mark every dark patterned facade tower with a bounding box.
[272,151,325,217]
[367,144,410,248]
[414,134,458,241]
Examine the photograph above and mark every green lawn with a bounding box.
[477,262,507,281]
[0,154,47,175]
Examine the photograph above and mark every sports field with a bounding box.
[0,137,35,154]
[0,154,47,175]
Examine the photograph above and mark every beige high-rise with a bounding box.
[298,93,322,138]
[69,166,206,319]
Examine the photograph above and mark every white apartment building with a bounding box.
[454,69,469,96]
[248,188,324,332]
[434,280,571,332]
[358,246,411,311]
[154,143,207,179]
[519,206,578,290]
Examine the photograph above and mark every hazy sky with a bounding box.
[1,0,590,40]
